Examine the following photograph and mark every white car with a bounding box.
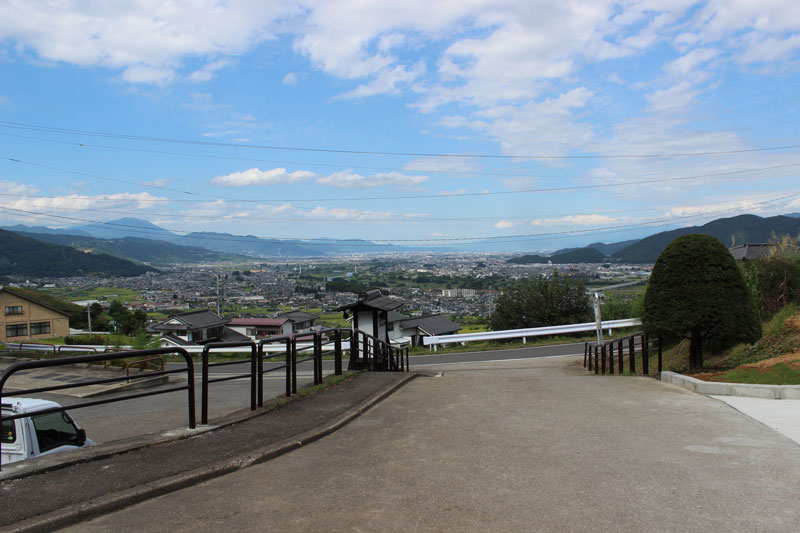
[2,397,95,465]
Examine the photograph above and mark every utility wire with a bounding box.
[2,120,800,159]
[2,192,797,245]
[0,190,794,224]
[3,155,799,204]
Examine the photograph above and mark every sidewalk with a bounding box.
[56,357,800,532]
[0,371,415,532]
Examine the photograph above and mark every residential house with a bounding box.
[150,309,249,346]
[0,287,70,343]
[390,314,461,347]
[227,317,290,340]
[729,243,800,261]
[277,310,319,333]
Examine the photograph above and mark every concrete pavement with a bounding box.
[63,356,800,532]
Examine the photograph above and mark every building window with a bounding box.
[5,324,28,337]
[246,328,256,336]
[30,321,51,335]
[4,305,23,315]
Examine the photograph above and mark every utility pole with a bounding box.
[87,305,92,333]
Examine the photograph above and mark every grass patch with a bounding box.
[712,363,800,385]
[658,304,800,384]
[296,371,356,398]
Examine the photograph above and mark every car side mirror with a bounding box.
[76,428,86,446]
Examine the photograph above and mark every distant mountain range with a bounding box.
[507,214,800,264]
[0,229,157,277]
[2,218,433,259]
[3,213,800,276]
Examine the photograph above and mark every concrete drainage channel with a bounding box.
[661,371,800,399]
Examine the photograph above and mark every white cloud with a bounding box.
[500,177,539,191]
[0,180,38,195]
[494,220,517,229]
[212,168,315,187]
[5,192,168,216]
[316,170,427,189]
[282,72,298,85]
[530,214,618,226]
[188,59,234,82]
[0,1,296,84]
[403,156,481,175]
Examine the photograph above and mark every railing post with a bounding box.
[291,336,298,395]
[257,342,264,407]
[250,343,257,411]
[334,329,343,376]
[609,343,614,375]
[313,333,322,385]
[587,343,592,371]
[583,342,588,368]
[201,345,210,425]
[629,336,635,374]
[642,333,650,375]
[285,337,292,397]
[594,346,599,374]
[601,345,606,375]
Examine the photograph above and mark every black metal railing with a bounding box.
[349,330,409,372]
[1,327,405,470]
[584,332,662,376]
[0,347,195,471]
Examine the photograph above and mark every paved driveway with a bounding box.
[66,356,800,532]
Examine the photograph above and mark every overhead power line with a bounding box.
[4,156,799,204]
[1,190,791,224]
[2,120,800,159]
[2,192,797,245]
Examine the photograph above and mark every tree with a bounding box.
[644,234,761,370]
[490,270,591,330]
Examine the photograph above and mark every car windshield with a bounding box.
[32,411,81,453]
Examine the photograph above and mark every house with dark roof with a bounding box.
[227,317,289,340]
[150,309,249,346]
[391,314,461,347]
[0,287,70,342]
[729,243,800,261]
[277,310,319,332]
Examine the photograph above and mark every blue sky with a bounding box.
[1,1,799,252]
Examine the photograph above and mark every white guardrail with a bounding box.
[4,318,643,355]
[422,318,642,349]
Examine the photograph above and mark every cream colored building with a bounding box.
[0,288,70,343]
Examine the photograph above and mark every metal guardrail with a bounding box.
[422,318,642,348]
[0,347,196,471]
[584,332,662,375]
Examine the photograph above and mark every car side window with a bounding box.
[1,416,16,443]
[32,412,80,452]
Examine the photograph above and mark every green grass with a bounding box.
[711,363,800,385]
[46,286,142,303]
[657,304,800,384]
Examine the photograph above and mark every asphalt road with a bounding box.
[11,343,584,445]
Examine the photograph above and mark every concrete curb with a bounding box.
[3,372,418,533]
[661,371,800,399]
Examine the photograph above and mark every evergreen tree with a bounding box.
[644,234,761,370]
[490,270,591,330]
